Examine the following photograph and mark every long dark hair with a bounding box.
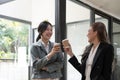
[81,22,109,59]
[36,21,53,42]
[91,22,109,43]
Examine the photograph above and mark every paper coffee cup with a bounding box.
[54,43,60,47]
[62,39,69,48]
[54,43,61,50]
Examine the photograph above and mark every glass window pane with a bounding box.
[0,18,30,80]
[113,22,120,33]
[66,1,90,80]
[112,22,120,80]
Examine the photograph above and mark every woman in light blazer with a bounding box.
[31,21,63,80]
[63,22,114,80]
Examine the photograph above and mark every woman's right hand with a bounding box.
[47,43,61,60]
[63,43,74,57]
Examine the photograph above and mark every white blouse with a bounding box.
[40,39,50,53]
[85,43,100,80]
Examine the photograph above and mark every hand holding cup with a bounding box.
[53,43,61,52]
[62,39,70,48]
[47,43,61,60]
[62,39,74,57]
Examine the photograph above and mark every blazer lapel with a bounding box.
[39,41,48,55]
[40,41,54,54]
[48,41,54,53]
[92,43,102,68]
[40,46,48,54]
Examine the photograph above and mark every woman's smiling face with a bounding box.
[41,24,53,40]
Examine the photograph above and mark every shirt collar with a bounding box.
[40,39,49,47]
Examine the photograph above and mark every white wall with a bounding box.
[0,0,90,28]
[32,0,55,28]
[32,0,90,28]
[66,0,90,23]
[0,0,32,22]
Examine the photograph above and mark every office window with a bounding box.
[112,22,120,80]
[0,18,30,80]
[66,1,90,80]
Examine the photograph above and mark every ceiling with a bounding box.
[0,0,14,5]
[78,0,120,20]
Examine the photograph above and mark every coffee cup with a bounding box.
[62,39,69,48]
[54,43,60,47]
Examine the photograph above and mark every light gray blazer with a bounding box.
[30,40,63,79]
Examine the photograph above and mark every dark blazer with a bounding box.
[69,42,114,80]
